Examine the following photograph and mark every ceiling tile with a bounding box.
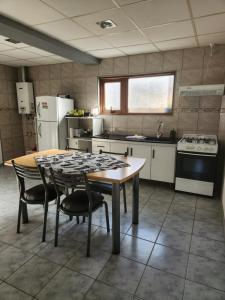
[116,0,145,6]
[31,56,62,64]
[156,37,197,51]
[103,30,148,47]
[0,54,18,62]
[22,46,54,56]
[190,0,225,18]
[0,43,14,52]
[67,37,112,51]
[144,20,194,42]
[50,55,72,62]
[74,8,135,35]
[0,35,28,48]
[3,49,41,59]
[42,0,116,17]
[0,0,64,25]
[123,0,190,28]
[195,13,225,35]
[119,43,158,55]
[198,32,225,46]
[4,60,39,66]
[35,19,92,40]
[88,48,125,58]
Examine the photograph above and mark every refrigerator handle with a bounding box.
[38,123,42,137]
[37,102,41,118]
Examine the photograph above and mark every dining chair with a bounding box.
[12,160,58,242]
[88,149,128,213]
[49,167,110,257]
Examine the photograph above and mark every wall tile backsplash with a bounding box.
[24,44,225,151]
[0,64,24,160]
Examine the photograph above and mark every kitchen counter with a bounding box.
[93,134,177,144]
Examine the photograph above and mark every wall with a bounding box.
[26,44,225,151]
[0,64,24,160]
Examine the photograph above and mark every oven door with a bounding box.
[176,151,217,182]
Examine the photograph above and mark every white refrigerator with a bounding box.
[36,96,74,151]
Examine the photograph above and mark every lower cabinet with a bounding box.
[128,143,151,180]
[151,145,176,183]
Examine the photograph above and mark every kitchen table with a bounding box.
[5,149,145,254]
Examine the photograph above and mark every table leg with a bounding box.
[22,203,28,223]
[132,173,139,224]
[112,183,120,254]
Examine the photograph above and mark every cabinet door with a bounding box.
[110,142,129,155]
[37,121,58,151]
[92,140,110,154]
[151,145,176,183]
[130,144,151,180]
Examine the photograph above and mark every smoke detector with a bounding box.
[96,19,117,29]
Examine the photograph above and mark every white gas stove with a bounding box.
[177,134,218,154]
[175,134,218,196]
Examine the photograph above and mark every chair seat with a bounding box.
[24,183,57,203]
[61,190,104,214]
[89,181,122,195]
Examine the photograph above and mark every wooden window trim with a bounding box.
[99,72,176,115]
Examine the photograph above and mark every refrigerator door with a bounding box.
[36,96,58,122]
[37,121,58,151]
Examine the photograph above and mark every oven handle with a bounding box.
[177,151,216,157]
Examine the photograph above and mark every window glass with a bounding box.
[128,75,174,113]
[104,82,121,111]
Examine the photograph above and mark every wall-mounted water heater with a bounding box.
[16,82,34,114]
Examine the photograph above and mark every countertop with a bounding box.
[93,134,177,144]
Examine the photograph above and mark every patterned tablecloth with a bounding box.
[35,152,129,175]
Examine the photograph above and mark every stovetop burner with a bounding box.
[177,134,218,154]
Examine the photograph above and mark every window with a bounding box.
[99,73,175,115]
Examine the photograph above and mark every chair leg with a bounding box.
[55,208,60,247]
[69,215,73,221]
[83,216,85,223]
[104,201,110,233]
[86,213,92,257]
[42,202,48,242]
[122,183,127,213]
[17,200,22,233]
[76,216,79,224]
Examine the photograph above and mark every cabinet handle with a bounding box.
[131,147,133,156]
[152,149,155,158]
[97,145,104,148]
[126,147,129,155]
[38,123,42,137]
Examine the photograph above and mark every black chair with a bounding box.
[89,149,128,213]
[12,160,57,242]
[49,167,110,257]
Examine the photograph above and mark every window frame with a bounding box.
[99,72,176,115]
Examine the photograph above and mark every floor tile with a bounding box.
[168,204,195,219]
[139,210,165,226]
[163,215,193,234]
[127,221,161,242]
[0,246,33,280]
[193,220,225,242]
[120,235,154,264]
[36,238,82,265]
[136,266,184,300]
[190,235,225,262]
[143,200,170,214]
[195,208,223,225]
[98,255,145,294]
[6,255,60,296]
[187,254,225,291]
[0,240,10,253]
[157,227,191,252]
[173,193,197,208]
[66,246,111,278]
[84,280,133,300]
[0,282,32,300]
[63,223,98,243]
[196,198,222,212]
[183,280,225,300]
[36,267,93,300]
[148,244,188,277]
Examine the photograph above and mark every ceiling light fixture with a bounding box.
[5,38,20,44]
[96,19,117,29]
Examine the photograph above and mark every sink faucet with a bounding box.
[156,121,164,139]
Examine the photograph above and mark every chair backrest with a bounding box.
[12,160,41,181]
[99,149,128,157]
[65,146,89,152]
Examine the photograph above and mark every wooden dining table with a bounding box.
[5,149,145,254]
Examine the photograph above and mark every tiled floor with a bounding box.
[0,166,225,299]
